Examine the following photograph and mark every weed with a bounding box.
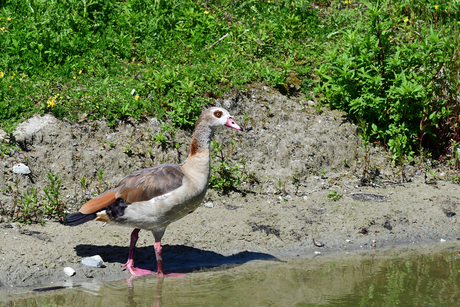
[43,171,66,221]
[14,187,43,224]
[97,169,104,183]
[275,179,287,195]
[291,171,302,196]
[123,141,134,157]
[327,190,342,201]
[321,168,327,179]
[210,140,244,193]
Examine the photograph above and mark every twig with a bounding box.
[208,33,229,49]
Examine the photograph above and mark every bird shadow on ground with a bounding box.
[75,244,280,273]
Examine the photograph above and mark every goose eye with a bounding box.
[214,110,222,118]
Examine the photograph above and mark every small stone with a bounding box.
[130,89,136,96]
[63,267,76,277]
[12,163,31,174]
[314,251,321,255]
[440,238,446,242]
[81,255,106,268]
[204,202,214,208]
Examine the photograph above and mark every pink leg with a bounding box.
[154,240,185,278]
[122,229,153,276]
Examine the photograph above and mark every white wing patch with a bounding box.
[147,192,172,205]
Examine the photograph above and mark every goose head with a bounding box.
[198,107,242,131]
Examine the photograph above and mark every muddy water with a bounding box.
[2,242,460,306]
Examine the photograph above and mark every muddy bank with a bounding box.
[1,83,459,288]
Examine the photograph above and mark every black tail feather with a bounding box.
[64,212,97,226]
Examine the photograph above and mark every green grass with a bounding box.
[0,0,327,130]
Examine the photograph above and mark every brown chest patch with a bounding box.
[190,138,199,156]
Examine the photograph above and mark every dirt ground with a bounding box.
[1,83,460,288]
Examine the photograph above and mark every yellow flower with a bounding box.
[135,95,140,101]
[47,98,55,108]
[7,17,11,21]
[204,10,209,14]
[0,72,4,78]
[268,0,270,2]
[253,17,256,20]
[22,73,27,78]
[434,5,439,9]
[73,76,76,79]
[79,70,82,74]
[404,17,409,23]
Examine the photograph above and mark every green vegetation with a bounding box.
[327,189,342,201]
[2,0,458,159]
[317,0,460,163]
[0,0,324,129]
[210,140,245,192]
[0,171,66,224]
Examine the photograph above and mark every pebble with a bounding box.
[12,163,31,174]
[440,238,446,242]
[130,89,136,96]
[314,251,321,255]
[63,267,76,277]
[204,202,214,208]
[81,255,106,268]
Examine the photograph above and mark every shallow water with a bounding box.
[3,243,460,306]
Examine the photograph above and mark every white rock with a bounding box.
[63,267,76,277]
[12,163,31,174]
[440,238,446,242]
[314,251,321,255]
[81,255,106,268]
[204,202,214,208]
[130,89,136,96]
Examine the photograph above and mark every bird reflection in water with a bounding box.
[125,275,165,307]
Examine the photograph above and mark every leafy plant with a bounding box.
[317,0,460,161]
[43,171,66,221]
[14,187,43,224]
[210,140,243,193]
[327,189,342,201]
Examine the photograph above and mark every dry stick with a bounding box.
[208,33,229,49]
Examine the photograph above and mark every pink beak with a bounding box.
[225,117,242,131]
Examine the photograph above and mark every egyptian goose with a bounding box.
[65,107,242,276]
